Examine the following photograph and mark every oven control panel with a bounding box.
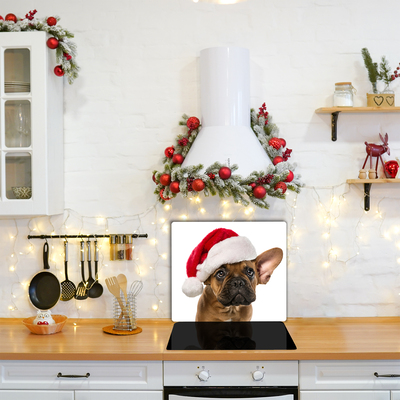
[164,361,298,386]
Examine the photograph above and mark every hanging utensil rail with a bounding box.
[27,233,148,239]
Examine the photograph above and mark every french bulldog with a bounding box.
[195,247,283,322]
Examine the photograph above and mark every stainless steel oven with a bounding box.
[164,361,298,400]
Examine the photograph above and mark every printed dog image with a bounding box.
[181,227,283,322]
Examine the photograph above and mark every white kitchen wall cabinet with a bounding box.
[300,360,400,400]
[0,31,63,216]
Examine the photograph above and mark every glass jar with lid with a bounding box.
[333,82,355,107]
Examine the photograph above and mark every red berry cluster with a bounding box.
[207,173,215,180]
[391,64,400,81]
[282,148,292,161]
[178,138,188,146]
[258,102,269,125]
[187,177,194,192]
[256,174,274,185]
[24,9,37,20]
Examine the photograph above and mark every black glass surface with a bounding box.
[166,321,296,350]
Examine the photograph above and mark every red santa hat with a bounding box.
[182,228,257,297]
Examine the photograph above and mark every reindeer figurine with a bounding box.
[361,133,390,179]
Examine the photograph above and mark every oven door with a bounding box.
[164,387,298,400]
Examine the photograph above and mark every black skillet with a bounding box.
[28,242,61,310]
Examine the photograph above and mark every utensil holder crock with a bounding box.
[113,293,136,331]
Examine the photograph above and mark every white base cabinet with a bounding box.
[0,360,162,400]
[300,360,400,400]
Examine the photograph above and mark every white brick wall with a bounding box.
[1,0,400,319]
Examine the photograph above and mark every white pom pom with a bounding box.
[182,277,203,297]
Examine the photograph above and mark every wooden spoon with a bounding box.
[117,274,128,302]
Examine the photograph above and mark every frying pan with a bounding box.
[28,242,61,310]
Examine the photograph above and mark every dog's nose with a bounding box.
[231,278,245,288]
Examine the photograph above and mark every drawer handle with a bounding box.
[57,373,90,379]
[374,372,400,378]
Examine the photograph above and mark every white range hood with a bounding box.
[182,46,272,176]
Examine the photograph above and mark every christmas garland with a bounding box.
[152,103,304,209]
[0,10,78,84]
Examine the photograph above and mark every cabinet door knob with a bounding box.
[57,372,90,378]
[374,372,400,378]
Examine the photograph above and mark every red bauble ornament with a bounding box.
[385,160,399,178]
[152,174,158,184]
[63,52,72,61]
[219,167,231,180]
[169,181,181,193]
[5,13,17,23]
[192,179,205,192]
[47,16,57,26]
[273,156,283,165]
[159,174,171,186]
[186,116,200,131]
[249,182,256,188]
[46,37,59,49]
[160,189,171,201]
[172,154,184,164]
[54,65,64,77]
[164,146,175,158]
[280,138,286,148]
[274,182,287,194]
[253,186,266,199]
[285,170,294,182]
[268,137,282,150]
[0,16,4,21]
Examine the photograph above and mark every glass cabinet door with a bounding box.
[5,100,31,148]
[4,48,30,93]
[5,153,32,199]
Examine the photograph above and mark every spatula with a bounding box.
[105,276,130,327]
[60,241,76,301]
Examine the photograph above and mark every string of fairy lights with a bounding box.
[4,181,400,317]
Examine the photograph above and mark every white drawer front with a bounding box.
[76,390,163,400]
[300,361,400,390]
[300,391,390,400]
[164,361,298,386]
[0,391,74,400]
[0,361,162,390]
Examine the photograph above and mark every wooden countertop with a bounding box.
[2,317,400,361]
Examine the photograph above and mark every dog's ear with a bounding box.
[204,277,211,285]
[254,248,283,284]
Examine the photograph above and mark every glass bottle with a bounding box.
[125,235,133,260]
[117,234,125,260]
[333,82,355,107]
[109,234,117,261]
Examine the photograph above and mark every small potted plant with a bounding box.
[361,48,398,107]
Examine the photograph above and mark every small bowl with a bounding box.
[12,186,32,199]
[22,315,67,335]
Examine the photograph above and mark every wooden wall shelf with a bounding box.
[346,178,400,211]
[315,107,400,141]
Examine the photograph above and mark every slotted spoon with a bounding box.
[60,241,76,301]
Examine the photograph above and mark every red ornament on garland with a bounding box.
[285,170,294,182]
[384,160,399,178]
[273,156,283,165]
[219,167,231,180]
[192,179,205,192]
[159,174,171,186]
[152,173,158,184]
[63,52,72,61]
[253,186,266,199]
[47,16,57,26]
[280,138,286,148]
[169,181,181,193]
[274,182,287,194]
[159,189,171,201]
[54,65,64,77]
[46,37,59,49]
[5,13,17,23]
[0,16,3,21]
[268,137,282,150]
[207,173,215,180]
[172,154,184,164]
[164,146,175,158]
[186,117,200,131]
[249,182,256,189]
